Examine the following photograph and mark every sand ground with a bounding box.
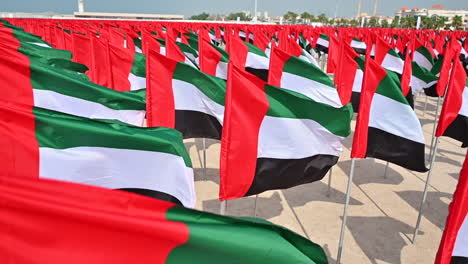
[184,95,466,264]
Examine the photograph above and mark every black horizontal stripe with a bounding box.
[443,114,468,146]
[423,83,439,97]
[175,110,222,140]
[118,188,183,206]
[353,47,366,55]
[367,127,428,172]
[245,67,269,82]
[245,154,339,197]
[451,256,468,264]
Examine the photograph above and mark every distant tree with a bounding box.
[452,15,463,29]
[350,19,359,27]
[339,18,350,26]
[381,19,389,28]
[317,13,327,23]
[283,11,299,24]
[227,12,251,21]
[189,12,210,20]
[368,17,380,27]
[391,16,400,28]
[436,16,448,29]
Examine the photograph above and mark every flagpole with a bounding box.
[253,194,259,217]
[220,200,227,215]
[412,139,439,243]
[336,158,356,264]
[327,167,333,197]
[428,96,442,161]
[203,138,207,180]
[383,161,389,178]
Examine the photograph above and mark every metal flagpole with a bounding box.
[253,194,259,217]
[383,161,389,179]
[203,138,207,180]
[413,139,439,243]
[428,96,442,161]
[220,200,227,215]
[336,158,357,264]
[327,167,333,197]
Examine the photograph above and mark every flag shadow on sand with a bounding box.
[337,159,404,186]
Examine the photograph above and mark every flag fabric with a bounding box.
[435,150,468,264]
[352,57,427,172]
[350,56,366,112]
[228,35,269,81]
[220,64,352,200]
[411,61,439,95]
[335,41,360,105]
[199,37,229,80]
[350,38,367,55]
[0,27,146,126]
[0,101,195,207]
[374,37,404,75]
[413,44,435,72]
[147,50,225,140]
[268,46,342,107]
[315,33,329,53]
[436,58,468,147]
[0,175,328,264]
[436,39,462,97]
[109,42,147,91]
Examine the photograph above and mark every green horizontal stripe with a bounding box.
[19,41,72,61]
[33,107,192,167]
[319,34,330,41]
[28,56,146,110]
[355,56,365,70]
[375,71,409,105]
[173,62,226,106]
[131,52,146,77]
[245,41,268,58]
[265,85,353,137]
[412,62,437,83]
[166,206,328,264]
[416,46,434,65]
[283,56,335,88]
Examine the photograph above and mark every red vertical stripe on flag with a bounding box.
[435,150,468,264]
[0,24,39,178]
[436,59,467,137]
[335,41,359,105]
[108,42,134,92]
[146,50,178,128]
[351,57,387,158]
[220,64,269,200]
[267,46,291,87]
[199,38,222,76]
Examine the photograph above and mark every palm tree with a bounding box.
[300,12,313,24]
[452,15,463,29]
[436,16,448,29]
[317,13,327,24]
[283,11,299,24]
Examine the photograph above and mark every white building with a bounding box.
[395,4,468,28]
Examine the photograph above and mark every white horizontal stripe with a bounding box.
[316,38,329,47]
[28,42,51,48]
[128,73,146,91]
[299,53,319,67]
[352,69,364,92]
[410,75,427,95]
[216,61,228,80]
[258,116,343,159]
[33,89,145,126]
[459,86,468,118]
[246,52,269,70]
[135,46,143,53]
[369,93,425,144]
[172,79,224,124]
[414,51,433,71]
[281,72,342,108]
[382,54,404,74]
[39,147,195,207]
[351,40,366,49]
[453,214,468,258]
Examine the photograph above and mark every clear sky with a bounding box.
[2,0,467,18]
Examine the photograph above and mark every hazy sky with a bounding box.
[2,0,467,18]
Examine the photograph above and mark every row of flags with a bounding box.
[1,17,468,262]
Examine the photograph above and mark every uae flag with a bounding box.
[350,56,366,112]
[315,33,329,53]
[220,64,353,200]
[228,34,270,81]
[268,46,343,108]
[147,50,225,140]
[0,101,195,207]
[436,58,468,147]
[0,19,51,47]
[435,150,468,264]
[199,36,229,80]
[374,37,404,75]
[0,175,328,264]
[352,57,428,172]
[350,38,367,55]
[411,61,438,95]
[0,30,146,126]
[109,42,147,91]
[413,43,435,72]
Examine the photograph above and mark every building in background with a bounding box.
[395,4,468,27]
